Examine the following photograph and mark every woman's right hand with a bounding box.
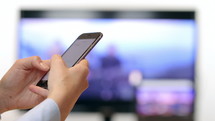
[48,55,89,121]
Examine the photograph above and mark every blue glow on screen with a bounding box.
[19,18,196,116]
[19,18,196,80]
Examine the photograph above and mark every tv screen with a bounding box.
[19,10,196,120]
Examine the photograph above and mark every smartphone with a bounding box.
[37,32,103,88]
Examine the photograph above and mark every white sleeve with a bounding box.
[16,98,60,121]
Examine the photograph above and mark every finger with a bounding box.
[71,59,89,76]
[39,62,50,71]
[77,59,89,67]
[17,56,49,71]
[50,54,66,70]
[43,60,51,67]
[40,59,51,71]
[29,85,48,98]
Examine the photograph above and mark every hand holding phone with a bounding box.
[37,32,103,88]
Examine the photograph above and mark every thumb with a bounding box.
[50,55,67,70]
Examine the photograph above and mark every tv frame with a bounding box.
[19,10,196,121]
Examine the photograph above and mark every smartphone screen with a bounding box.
[37,32,103,88]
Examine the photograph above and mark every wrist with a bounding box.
[48,85,83,107]
[0,93,9,114]
[0,84,11,113]
[0,85,9,114]
[48,90,79,109]
[48,90,80,121]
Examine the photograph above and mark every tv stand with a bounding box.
[101,107,114,121]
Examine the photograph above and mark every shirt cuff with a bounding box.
[16,98,60,121]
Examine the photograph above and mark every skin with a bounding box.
[0,56,50,113]
[48,55,89,121]
[0,55,89,121]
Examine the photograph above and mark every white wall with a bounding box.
[0,0,215,121]
[0,1,18,77]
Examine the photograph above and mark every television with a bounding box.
[19,10,196,121]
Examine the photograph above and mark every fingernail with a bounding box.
[40,62,49,70]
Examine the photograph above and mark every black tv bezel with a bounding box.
[21,10,195,19]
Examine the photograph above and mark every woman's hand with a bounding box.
[0,56,50,113]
